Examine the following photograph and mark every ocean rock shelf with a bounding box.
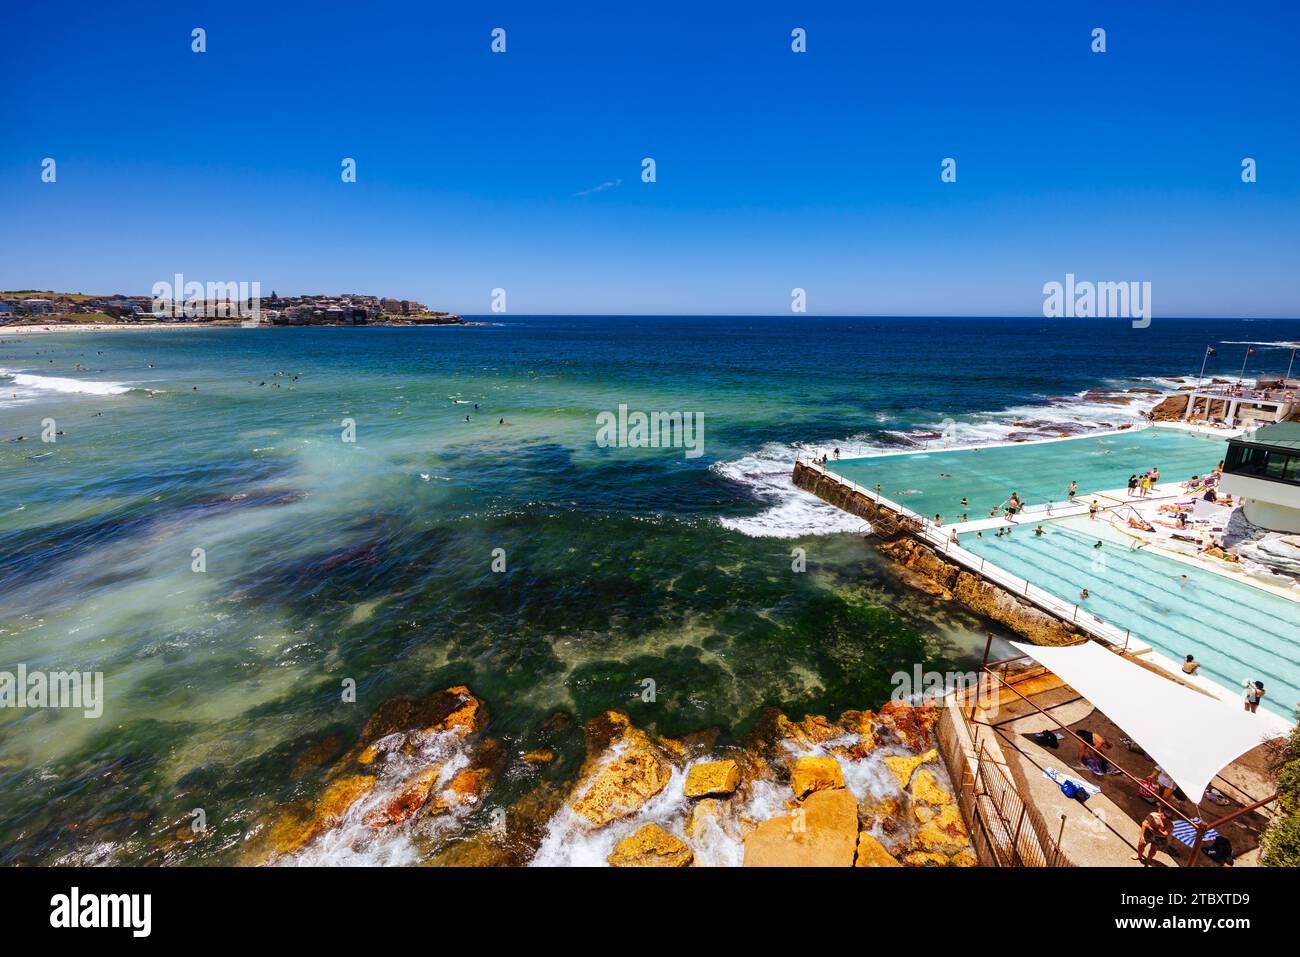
[249,686,974,867]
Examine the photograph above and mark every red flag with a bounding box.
[1248,348,1256,355]
[1206,346,1216,356]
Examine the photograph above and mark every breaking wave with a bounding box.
[714,380,1181,539]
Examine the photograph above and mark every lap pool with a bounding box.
[829,427,1226,522]
[959,518,1300,721]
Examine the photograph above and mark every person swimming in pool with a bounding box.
[1034,525,1045,536]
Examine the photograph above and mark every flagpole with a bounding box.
[1238,347,1252,385]
[1287,348,1296,386]
[1195,346,1211,390]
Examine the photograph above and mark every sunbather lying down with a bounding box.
[1128,517,1156,531]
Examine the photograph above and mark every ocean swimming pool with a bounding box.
[829,427,1226,522]
[959,519,1300,720]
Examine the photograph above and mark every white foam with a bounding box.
[712,444,868,539]
[713,385,1171,539]
[0,368,132,405]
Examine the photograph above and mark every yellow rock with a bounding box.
[854,831,903,867]
[262,805,318,858]
[883,748,937,790]
[743,788,859,867]
[951,850,978,867]
[913,804,970,855]
[571,738,673,828]
[910,768,953,806]
[775,713,839,748]
[607,823,693,867]
[902,850,952,867]
[521,749,554,764]
[790,755,845,798]
[315,774,375,828]
[684,759,741,798]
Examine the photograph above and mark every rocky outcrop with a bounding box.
[879,538,1086,646]
[243,686,494,863]
[608,823,693,867]
[569,712,674,827]
[1147,393,1190,421]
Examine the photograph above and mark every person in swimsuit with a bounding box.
[1244,680,1265,713]
[1135,808,1172,865]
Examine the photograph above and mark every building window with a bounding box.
[1226,442,1300,486]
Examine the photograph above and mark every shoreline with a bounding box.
[0,320,483,336]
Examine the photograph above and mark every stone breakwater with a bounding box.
[791,461,1086,647]
[245,686,974,867]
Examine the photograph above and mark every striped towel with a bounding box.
[1171,818,1219,847]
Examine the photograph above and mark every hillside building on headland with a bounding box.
[1220,422,1300,533]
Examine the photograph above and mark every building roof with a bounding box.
[1234,421,1300,453]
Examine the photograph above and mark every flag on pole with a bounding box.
[1206,346,1216,356]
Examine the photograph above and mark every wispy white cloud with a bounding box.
[573,178,622,197]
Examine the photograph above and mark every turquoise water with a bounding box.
[829,428,1227,522]
[960,520,1300,719]
[1,317,1297,864]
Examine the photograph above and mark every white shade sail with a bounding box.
[1009,640,1290,802]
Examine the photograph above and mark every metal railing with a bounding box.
[937,702,1072,867]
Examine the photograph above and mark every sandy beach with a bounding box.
[0,321,241,336]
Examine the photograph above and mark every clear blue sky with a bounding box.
[3,1,1297,316]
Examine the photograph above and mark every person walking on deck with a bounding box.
[1067,481,1078,501]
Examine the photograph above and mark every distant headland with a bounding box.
[0,290,466,328]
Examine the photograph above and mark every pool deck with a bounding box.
[798,423,1297,734]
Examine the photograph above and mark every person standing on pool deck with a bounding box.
[1088,499,1099,520]
[833,448,840,461]
[1127,474,1138,495]
[1135,807,1172,865]
[1068,481,1078,501]
[1244,680,1265,713]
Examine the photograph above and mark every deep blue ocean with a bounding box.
[0,315,1296,863]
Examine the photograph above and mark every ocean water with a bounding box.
[0,315,1296,864]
